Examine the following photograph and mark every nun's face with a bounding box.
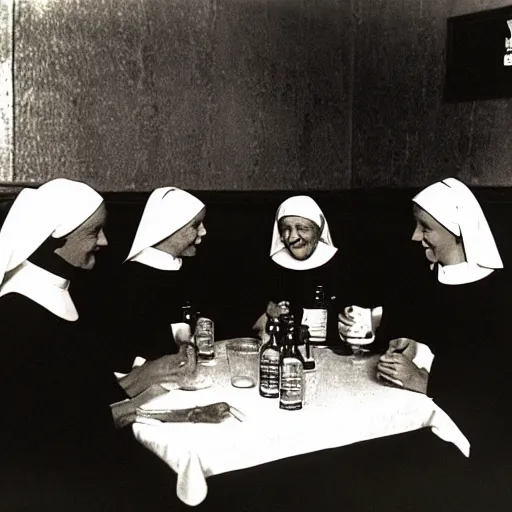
[411,205,465,266]
[278,216,320,261]
[55,203,108,270]
[155,208,207,258]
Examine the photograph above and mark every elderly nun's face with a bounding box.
[411,205,465,266]
[278,215,321,261]
[55,203,108,270]
[155,208,207,258]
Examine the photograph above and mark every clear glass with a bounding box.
[226,339,260,388]
[345,307,374,363]
[194,317,215,363]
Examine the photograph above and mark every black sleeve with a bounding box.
[0,294,125,457]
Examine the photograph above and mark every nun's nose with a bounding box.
[411,226,422,242]
[97,229,108,247]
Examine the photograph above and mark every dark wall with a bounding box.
[14,0,352,191]
[3,187,511,338]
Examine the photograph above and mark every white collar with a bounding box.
[436,262,494,285]
[129,247,182,271]
[271,242,338,270]
[0,260,78,321]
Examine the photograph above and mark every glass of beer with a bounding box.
[345,307,374,363]
[194,317,215,363]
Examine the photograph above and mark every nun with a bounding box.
[0,179,180,512]
[342,178,510,509]
[254,195,351,350]
[106,187,207,380]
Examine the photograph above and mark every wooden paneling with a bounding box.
[352,0,512,188]
[14,0,352,191]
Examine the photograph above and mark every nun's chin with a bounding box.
[180,245,198,258]
[287,247,314,261]
[424,248,437,264]
[81,255,97,270]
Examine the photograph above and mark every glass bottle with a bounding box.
[178,301,196,365]
[300,324,316,371]
[288,322,305,367]
[259,317,281,398]
[181,301,197,330]
[302,285,328,346]
[279,327,304,411]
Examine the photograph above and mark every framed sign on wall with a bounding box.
[445,5,512,102]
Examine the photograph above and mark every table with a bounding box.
[133,340,469,507]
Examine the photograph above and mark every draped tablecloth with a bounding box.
[133,340,469,507]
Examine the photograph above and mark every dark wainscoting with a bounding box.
[1,188,511,340]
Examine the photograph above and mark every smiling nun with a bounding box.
[254,195,352,350]
[353,177,509,509]
[107,187,207,374]
[0,179,177,511]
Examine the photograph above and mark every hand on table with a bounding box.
[120,346,196,398]
[377,348,428,394]
[386,337,417,360]
[173,322,193,346]
[111,383,168,428]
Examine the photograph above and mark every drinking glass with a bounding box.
[226,339,260,388]
[345,307,374,363]
[194,317,215,363]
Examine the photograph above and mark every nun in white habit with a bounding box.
[367,179,510,478]
[106,187,207,382]
[330,179,510,512]
[0,179,176,512]
[255,195,351,350]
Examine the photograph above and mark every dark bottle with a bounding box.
[300,324,316,371]
[279,326,304,411]
[181,301,198,364]
[288,322,305,367]
[303,285,328,346]
[259,317,281,398]
[181,301,197,330]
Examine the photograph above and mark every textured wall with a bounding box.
[352,0,512,188]
[14,0,352,191]
[0,0,13,182]
[11,0,512,191]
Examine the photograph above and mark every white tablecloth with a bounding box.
[133,340,469,506]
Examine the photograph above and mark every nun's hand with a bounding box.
[338,306,383,339]
[110,383,168,428]
[173,322,192,346]
[120,352,191,397]
[386,337,417,360]
[338,306,357,339]
[377,352,428,394]
[266,301,290,319]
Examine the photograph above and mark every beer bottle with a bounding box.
[181,301,197,330]
[300,324,316,371]
[259,317,281,398]
[287,322,305,367]
[302,285,328,346]
[279,325,304,411]
[181,301,198,365]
